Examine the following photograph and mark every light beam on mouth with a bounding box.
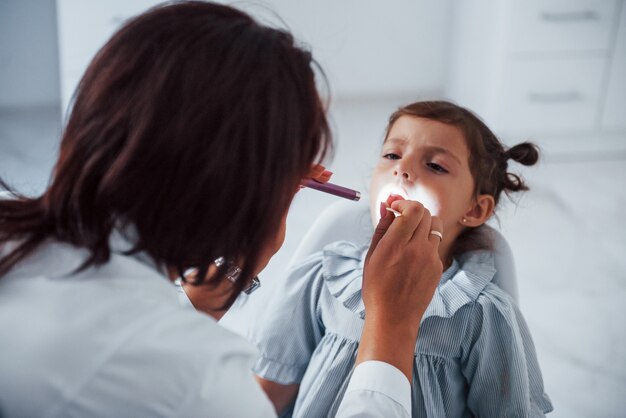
[376,183,441,221]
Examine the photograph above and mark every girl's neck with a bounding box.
[438,242,453,272]
[442,256,453,272]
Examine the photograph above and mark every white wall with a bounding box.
[0,0,61,194]
[0,0,61,108]
[236,0,451,98]
[55,0,451,110]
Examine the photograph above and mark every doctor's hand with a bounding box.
[307,164,332,183]
[298,164,332,191]
[357,196,444,382]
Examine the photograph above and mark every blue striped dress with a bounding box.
[252,241,553,417]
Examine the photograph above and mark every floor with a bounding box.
[2,104,625,417]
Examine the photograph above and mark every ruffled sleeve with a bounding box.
[250,252,327,385]
[250,241,369,385]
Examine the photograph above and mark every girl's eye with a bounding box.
[427,162,448,173]
[383,153,400,160]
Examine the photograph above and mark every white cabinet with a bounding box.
[508,0,617,53]
[497,56,606,132]
[446,0,625,143]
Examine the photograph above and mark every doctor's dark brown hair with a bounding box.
[385,100,538,255]
[0,1,331,307]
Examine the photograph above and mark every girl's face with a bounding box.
[369,116,477,251]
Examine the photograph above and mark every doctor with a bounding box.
[0,2,443,417]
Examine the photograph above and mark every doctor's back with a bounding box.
[0,240,275,417]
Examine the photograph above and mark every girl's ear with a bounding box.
[461,194,495,227]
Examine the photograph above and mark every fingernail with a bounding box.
[322,169,333,177]
[379,202,387,219]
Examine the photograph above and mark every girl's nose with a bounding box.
[394,162,414,181]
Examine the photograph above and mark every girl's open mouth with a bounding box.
[377,183,441,216]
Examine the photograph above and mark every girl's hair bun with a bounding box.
[505,142,539,166]
[501,142,539,193]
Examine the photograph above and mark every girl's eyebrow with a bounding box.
[384,137,407,145]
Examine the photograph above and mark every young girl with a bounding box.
[251,101,553,417]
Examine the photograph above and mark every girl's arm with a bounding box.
[255,377,299,415]
[461,291,553,417]
[247,255,327,413]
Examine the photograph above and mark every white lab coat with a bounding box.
[0,237,411,417]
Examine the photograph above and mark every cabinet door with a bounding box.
[509,0,619,53]
[601,2,626,131]
[495,56,605,134]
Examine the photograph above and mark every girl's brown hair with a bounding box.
[386,100,538,254]
[0,1,331,308]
